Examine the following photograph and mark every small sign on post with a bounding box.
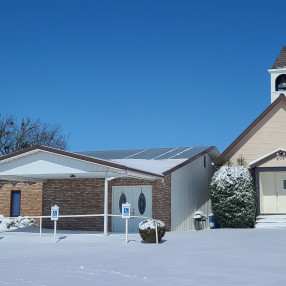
[122,203,130,244]
[122,203,130,219]
[51,205,59,220]
[51,205,59,244]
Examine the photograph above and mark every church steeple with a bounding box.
[272,46,286,69]
[269,47,286,103]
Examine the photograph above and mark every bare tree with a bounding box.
[0,114,68,154]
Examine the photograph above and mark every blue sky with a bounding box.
[0,1,285,153]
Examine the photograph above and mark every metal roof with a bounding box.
[77,146,213,161]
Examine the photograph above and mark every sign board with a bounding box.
[122,203,130,219]
[51,205,59,221]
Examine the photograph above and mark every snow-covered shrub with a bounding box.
[210,166,256,228]
[0,215,35,230]
[139,219,165,243]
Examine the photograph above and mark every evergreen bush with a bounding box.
[210,166,256,228]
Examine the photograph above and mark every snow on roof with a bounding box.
[111,159,187,175]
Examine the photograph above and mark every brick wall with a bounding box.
[0,180,42,217]
[42,175,172,231]
[42,178,106,231]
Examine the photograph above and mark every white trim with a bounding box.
[249,147,286,166]
[0,175,47,183]
[268,68,286,73]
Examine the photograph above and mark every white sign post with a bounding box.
[122,203,130,244]
[51,205,59,244]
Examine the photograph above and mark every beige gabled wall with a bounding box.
[226,102,286,167]
[260,157,286,167]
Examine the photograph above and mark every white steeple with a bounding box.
[268,46,286,103]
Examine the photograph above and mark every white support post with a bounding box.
[54,220,57,244]
[155,220,158,245]
[104,178,108,236]
[40,217,42,237]
[125,218,128,244]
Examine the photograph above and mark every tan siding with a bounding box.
[260,158,286,167]
[228,102,286,166]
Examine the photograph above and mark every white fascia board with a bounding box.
[249,147,286,166]
[0,175,46,183]
[268,68,286,73]
[0,149,40,164]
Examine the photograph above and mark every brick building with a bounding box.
[0,145,219,232]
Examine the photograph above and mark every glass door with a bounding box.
[11,191,21,217]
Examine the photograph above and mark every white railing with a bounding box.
[2,214,159,244]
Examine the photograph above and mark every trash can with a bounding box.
[193,211,207,230]
[209,213,219,229]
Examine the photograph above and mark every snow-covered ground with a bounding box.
[0,225,285,285]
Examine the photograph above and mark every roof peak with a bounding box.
[272,46,286,69]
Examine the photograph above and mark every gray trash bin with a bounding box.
[193,211,207,230]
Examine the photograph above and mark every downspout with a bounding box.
[104,176,115,236]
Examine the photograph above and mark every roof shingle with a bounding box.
[272,46,286,69]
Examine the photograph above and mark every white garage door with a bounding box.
[112,186,152,232]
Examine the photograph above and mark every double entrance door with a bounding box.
[260,172,286,213]
[112,186,152,232]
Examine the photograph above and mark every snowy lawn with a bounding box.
[0,226,285,285]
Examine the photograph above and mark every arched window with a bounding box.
[275,74,286,91]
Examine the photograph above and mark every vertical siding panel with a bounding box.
[171,154,214,231]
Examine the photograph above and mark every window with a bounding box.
[284,180,286,189]
[204,156,206,168]
[119,193,126,214]
[11,191,21,217]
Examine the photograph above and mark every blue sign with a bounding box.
[51,205,59,221]
[122,203,130,219]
